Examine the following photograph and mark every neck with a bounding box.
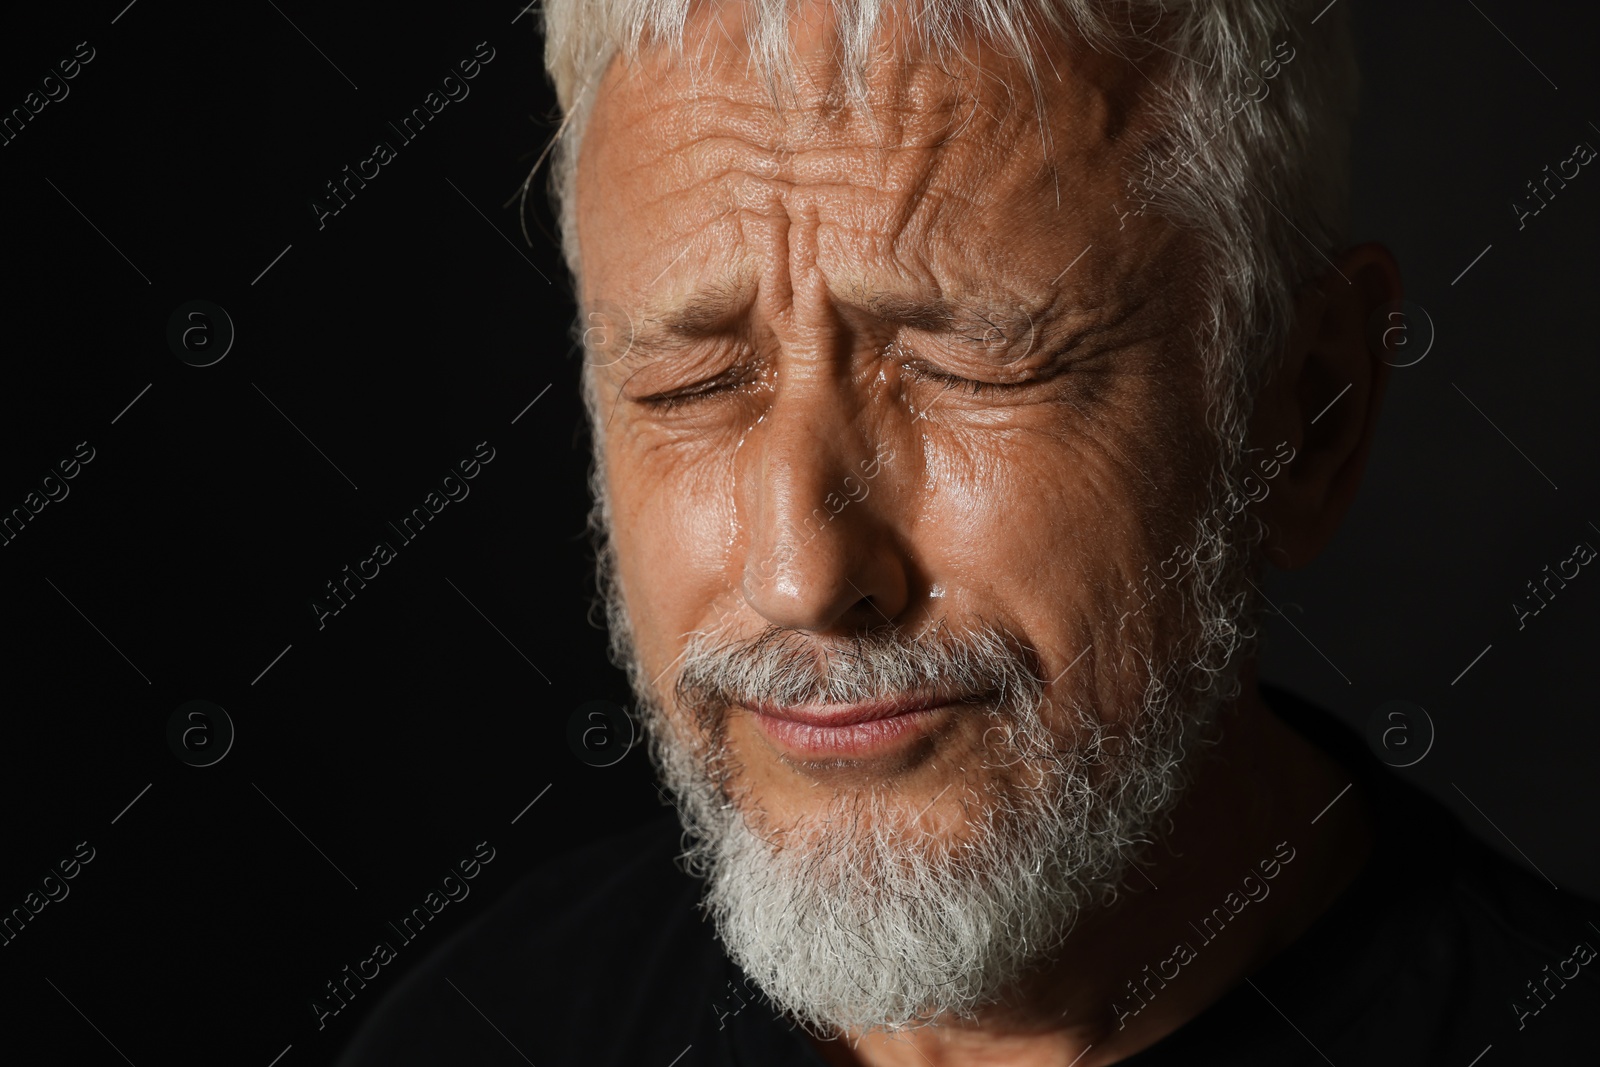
[809,666,1374,1067]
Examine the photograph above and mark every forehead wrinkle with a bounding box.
[615,140,1081,355]
[596,5,1150,181]
[620,30,997,160]
[832,269,1080,358]
[613,141,1098,316]
[594,34,1115,231]
[580,18,1171,365]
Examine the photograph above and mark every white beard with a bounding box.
[592,458,1261,1036]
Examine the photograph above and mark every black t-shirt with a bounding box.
[335,686,1600,1065]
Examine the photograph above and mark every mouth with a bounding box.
[742,692,979,761]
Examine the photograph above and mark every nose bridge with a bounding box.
[731,182,911,628]
[738,359,905,629]
[745,376,859,576]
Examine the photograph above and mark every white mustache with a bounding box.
[672,620,1047,725]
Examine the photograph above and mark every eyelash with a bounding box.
[635,367,751,410]
[902,356,1026,397]
[639,384,725,410]
[636,357,1023,409]
[913,365,1008,395]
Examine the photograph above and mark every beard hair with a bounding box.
[583,436,1264,1037]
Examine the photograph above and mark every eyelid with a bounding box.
[630,361,758,409]
[897,344,1047,394]
[902,360,1012,394]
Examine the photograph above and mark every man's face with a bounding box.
[574,6,1252,1033]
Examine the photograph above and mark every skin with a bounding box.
[572,3,1403,1063]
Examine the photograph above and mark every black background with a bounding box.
[0,1,1594,1064]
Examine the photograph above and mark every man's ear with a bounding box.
[1250,242,1404,570]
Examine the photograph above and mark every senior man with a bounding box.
[338,1,1600,1064]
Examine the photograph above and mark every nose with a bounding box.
[738,382,909,634]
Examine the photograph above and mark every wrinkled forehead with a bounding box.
[569,4,1196,377]
[572,8,1163,292]
[590,8,1151,163]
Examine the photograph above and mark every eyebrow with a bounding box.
[656,280,752,334]
[617,280,755,361]
[610,282,1059,364]
[853,291,1039,346]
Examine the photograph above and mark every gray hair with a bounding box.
[533,0,1359,459]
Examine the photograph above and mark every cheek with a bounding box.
[606,433,741,662]
[919,419,1155,584]
[916,427,1136,632]
[916,418,1205,723]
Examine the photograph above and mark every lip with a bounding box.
[746,694,950,726]
[743,693,968,760]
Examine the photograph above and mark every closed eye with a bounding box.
[631,363,758,410]
[900,357,1040,396]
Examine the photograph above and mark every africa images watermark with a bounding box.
[1117,438,1296,632]
[310,41,497,230]
[309,441,497,630]
[309,840,497,1030]
[747,443,898,591]
[1110,840,1298,1029]
[1,40,96,148]
[1510,528,1594,631]
[1122,37,1298,216]
[1510,930,1597,1032]
[1511,133,1596,231]
[711,973,764,1031]
[1,441,97,548]
[0,840,97,948]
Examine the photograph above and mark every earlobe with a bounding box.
[1251,243,1404,569]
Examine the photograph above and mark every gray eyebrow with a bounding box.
[855,292,1037,346]
[607,280,756,361]
[602,282,1056,365]
[653,279,754,334]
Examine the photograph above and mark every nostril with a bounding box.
[845,579,894,625]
